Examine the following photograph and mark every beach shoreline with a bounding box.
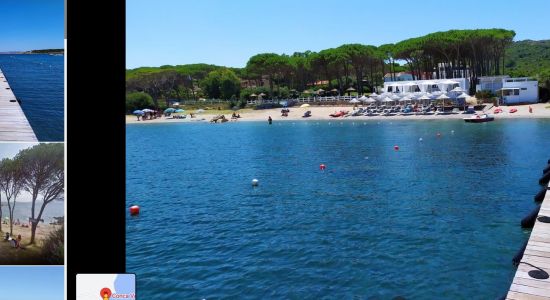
[127,103,550,124]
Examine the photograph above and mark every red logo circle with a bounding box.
[100,287,112,298]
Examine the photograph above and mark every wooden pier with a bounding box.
[0,68,37,141]
[508,183,550,299]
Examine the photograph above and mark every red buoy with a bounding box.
[394,145,399,151]
[320,164,326,170]
[130,205,140,216]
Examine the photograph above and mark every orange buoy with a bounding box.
[130,205,140,216]
[320,164,326,170]
[394,145,399,151]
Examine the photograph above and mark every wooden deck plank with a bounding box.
[508,183,550,299]
[507,290,550,300]
[0,68,37,141]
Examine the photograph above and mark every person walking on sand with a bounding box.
[268,116,272,125]
[529,106,533,113]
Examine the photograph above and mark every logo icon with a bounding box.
[100,287,112,300]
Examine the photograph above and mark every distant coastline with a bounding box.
[0,49,64,55]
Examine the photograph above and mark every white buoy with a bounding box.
[419,137,423,142]
[451,130,455,134]
[252,179,259,186]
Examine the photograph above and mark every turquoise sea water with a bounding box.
[126,119,550,299]
[0,54,64,141]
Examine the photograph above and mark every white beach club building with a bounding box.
[383,78,469,94]
[476,76,539,104]
[499,78,539,105]
[376,78,471,107]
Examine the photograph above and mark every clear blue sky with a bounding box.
[0,1,64,52]
[0,142,38,160]
[127,0,550,69]
[0,266,63,300]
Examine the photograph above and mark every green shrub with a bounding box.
[41,226,64,264]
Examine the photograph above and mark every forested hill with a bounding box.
[505,39,550,78]
[127,40,550,83]
[27,49,64,54]
[126,63,242,80]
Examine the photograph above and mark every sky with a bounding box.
[0,266,63,300]
[126,0,550,69]
[0,1,64,52]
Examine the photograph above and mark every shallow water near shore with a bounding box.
[126,119,550,299]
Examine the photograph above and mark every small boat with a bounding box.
[464,114,494,123]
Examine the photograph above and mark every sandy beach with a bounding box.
[0,223,62,264]
[127,103,550,124]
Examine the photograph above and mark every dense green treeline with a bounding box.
[126,28,550,109]
[27,49,64,54]
[505,40,550,85]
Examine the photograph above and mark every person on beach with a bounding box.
[15,235,25,250]
[529,106,533,113]
[268,116,272,124]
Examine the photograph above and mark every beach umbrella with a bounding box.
[349,98,360,104]
[300,104,310,108]
[316,89,325,94]
[231,106,240,111]
[174,109,185,113]
[456,93,469,109]
[370,92,378,97]
[164,108,176,113]
[382,97,394,103]
[359,95,367,100]
[303,90,311,94]
[259,93,266,96]
[142,108,155,113]
[330,88,338,92]
[365,98,377,103]
[133,110,144,115]
[391,94,401,100]
[436,93,450,108]
[346,87,356,91]
[451,87,464,92]
[249,93,257,98]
